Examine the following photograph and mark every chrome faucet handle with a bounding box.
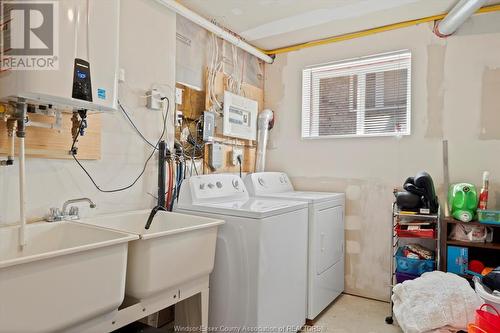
[68,206,79,219]
[46,207,62,222]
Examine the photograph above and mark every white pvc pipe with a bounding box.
[18,137,26,248]
[255,109,274,172]
[8,132,14,160]
[155,0,274,64]
[435,0,488,36]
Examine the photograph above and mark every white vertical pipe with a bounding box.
[18,137,26,248]
[435,0,488,36]
[154,0,274,64]
[255,109,274,172]
[8,132,14,160]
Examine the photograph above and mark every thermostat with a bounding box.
[223,91,258,140]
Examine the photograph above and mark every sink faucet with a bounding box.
[46,198,96,222]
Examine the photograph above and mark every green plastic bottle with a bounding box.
[448,183,478,222]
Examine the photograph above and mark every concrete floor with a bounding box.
[309,294,403,333]
[116,294,403,333]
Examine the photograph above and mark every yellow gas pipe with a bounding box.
[263,4,500,56]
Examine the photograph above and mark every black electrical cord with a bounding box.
[118,99,157,150]
[237,155,242,179]
[71,98,170,193]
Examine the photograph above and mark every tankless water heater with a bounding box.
[0,0,119,112]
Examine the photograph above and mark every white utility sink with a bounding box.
[79,210,224,300]
[0,221,137,333]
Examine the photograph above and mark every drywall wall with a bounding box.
[0,0,176,224]
[264,14,500,301]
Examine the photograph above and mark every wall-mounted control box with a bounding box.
[209,143,224,170]
[223,91,258,140]
[203,111,215,142]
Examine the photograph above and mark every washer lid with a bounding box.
[253,191,345,204]
[180,198,308,219]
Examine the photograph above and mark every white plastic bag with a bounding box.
[449,223,493,242]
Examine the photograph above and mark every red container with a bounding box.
[475,304,500,333]
[395,224,436,239]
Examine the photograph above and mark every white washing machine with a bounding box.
[176,174,309,332]
[244,172,345,320]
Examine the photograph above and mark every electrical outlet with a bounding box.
[146,89,164,110]
[176,111,183,127]
[175,87,183,105]
[231,147,243,166]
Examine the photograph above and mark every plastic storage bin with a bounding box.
[395,272,419,283]
[395,224,436,239]
[478,210,500,226]
[474,276,500,313]
[395,247,435,275]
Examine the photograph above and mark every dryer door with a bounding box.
[315,205,344,275]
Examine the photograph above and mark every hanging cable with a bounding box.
[237,155,242,179]
[118,100,157,149]
[71,98,170,193]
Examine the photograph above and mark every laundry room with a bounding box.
[1,0,500,333]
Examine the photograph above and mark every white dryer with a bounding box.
[244,172,345,320]
[176,174,309,332]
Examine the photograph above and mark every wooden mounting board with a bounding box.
[202,70,264,174]
[0,113,101,160]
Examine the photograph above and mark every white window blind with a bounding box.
[302,51,411,138]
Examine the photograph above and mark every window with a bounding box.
[302,51,411,138]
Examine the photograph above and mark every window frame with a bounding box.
[301,50,412,139]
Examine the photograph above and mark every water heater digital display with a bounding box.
[72,58,93,102]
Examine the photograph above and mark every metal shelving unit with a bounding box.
[385,202,441,325]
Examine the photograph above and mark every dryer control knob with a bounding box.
[232,179,240,189]
[216,181,223,188]
[258,177,265,186]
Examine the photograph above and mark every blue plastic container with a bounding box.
[447,246,468,275]
[478,210,500,226]
[395,247,435,275]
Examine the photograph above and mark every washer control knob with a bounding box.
[207,183,215,189]
[258,177,265,186]
[199,183,205,190]
[232,179,240,189]
[216,181,223,189]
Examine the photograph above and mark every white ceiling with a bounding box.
[178,0,500,50]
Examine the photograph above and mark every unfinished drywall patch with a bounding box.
[425,44,446,139]
[479,67,500,140]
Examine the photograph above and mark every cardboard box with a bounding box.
[447,246,468,275]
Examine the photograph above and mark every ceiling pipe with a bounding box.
[155,0,274,64]
[434,0,488,37]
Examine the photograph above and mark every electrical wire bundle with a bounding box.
[207,33,223,115]
[166,141,185,211]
